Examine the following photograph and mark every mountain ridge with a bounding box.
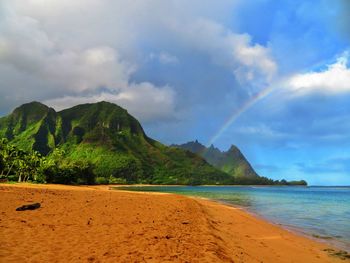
[0,101,232,185]
[172,140,261,181]
[172,140,307,185]
[0,101,307,185]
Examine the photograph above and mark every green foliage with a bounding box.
[108,176,127,184]
[43,151,95,185]
[0,138,41,182]
[0,152,4,173]
[95,177,109,184]
[0,140,95,184]
[0,101,308,186]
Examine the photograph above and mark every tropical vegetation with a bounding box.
[0,101,307,186]
[0,138,95,184]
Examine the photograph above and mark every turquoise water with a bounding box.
[117,186,350,251]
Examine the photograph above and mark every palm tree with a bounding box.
[0,138,8,176]
[16,149,28,182]
[3,144,19,177]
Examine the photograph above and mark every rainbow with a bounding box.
[206,85,275,147]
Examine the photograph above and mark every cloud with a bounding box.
[149,52,179,65]
[0,4,133,91]
[44,83,176,122]
[285,52,350,95]
[0,0,276,121]
[169,18,277,88]
[226,90,350,148]
[0,1,180,122]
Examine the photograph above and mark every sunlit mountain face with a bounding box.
[0,0,349,185]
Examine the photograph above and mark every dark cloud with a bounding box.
[0,0,275,124]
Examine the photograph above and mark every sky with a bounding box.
[0,0,350,185]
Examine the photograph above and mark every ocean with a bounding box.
[116,185,350,251]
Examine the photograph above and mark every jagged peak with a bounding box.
[227,144,240,153]
[206,144,222,154]
[190,140,205,146]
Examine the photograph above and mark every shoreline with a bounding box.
[116,185,350,260]
[115,184,350,251]
[201,196,350,251]
[1,183,348,262]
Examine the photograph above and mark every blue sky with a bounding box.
[0,0,349,185]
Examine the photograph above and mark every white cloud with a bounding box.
[168,19,277,88]
[0,8,133,92]
[231,34,277,83]
[44,83,176,122]
[286,53,350,95]
[0,1,178,121]
[0,0,276,120]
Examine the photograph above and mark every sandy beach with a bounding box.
[0,184,347,262]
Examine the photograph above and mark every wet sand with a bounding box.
[0,184,346,262]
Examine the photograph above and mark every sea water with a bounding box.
[117,186,350,251]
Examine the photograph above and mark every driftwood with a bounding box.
[16,203,41,211]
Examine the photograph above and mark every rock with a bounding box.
[16,203,41,211]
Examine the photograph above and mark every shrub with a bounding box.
[7,175,19,181]
[95,177,109,184]
[109,176,127,184]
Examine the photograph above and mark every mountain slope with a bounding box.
[0,102,57,155]
[173,140,267,183]
[175,141,307,185]
[0,101,232,185]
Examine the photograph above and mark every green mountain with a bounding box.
[0,101,233,185]
[173,140,259,178]
[173,140,281,184]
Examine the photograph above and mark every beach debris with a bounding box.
[16,202,41,211]
[181,221,190,225]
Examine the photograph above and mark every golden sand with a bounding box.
[0,184,345,262]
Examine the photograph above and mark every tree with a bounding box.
[3,143,19,177]
[0,152,4,176]
[16,149,36,182]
